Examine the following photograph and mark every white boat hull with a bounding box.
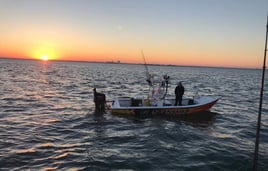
[110,96,221,116]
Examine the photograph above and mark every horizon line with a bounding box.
[0,56,259,70]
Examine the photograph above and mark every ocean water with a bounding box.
[0,58,267,170]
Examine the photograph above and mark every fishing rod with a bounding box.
[141,50,170,103]
[141,50,152,102]
[253,15,268,171]
[141,50,151,86]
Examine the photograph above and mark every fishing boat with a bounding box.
[108,72,221,117]
[110,95,220,117]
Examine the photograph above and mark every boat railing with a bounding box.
[115,96,200,108]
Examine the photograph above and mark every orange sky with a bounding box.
[0,0,267,68]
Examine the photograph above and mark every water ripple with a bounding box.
[0,59,267,170]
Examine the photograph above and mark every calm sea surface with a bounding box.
[0,58,267,170]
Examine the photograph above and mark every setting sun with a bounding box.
[41,55,48,61]
[30,45,59,61]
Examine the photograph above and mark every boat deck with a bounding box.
[116,97,196,108]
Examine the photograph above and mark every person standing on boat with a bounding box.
[175,82,184,106]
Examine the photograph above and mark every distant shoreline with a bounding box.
[0,57,259,70]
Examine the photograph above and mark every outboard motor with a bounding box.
[93,88,106,112]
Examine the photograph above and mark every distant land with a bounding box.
[0,57,259,70]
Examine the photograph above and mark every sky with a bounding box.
[0,0,267,68]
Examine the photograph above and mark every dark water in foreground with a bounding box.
[0,58,268,170]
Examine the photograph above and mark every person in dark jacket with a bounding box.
[93,88,106,112]
[175,82,184,106]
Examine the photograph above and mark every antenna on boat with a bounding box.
[253,15,268,171]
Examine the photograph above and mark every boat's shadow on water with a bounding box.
[171,111,218,128]
[152,111,218,128]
